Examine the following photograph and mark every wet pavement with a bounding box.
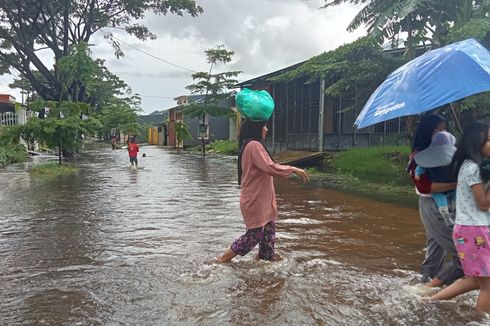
[0,141,488,325]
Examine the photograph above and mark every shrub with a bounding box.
[0,144,27,167]
[207,140,238,155]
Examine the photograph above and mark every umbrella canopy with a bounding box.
[354,38,490,129]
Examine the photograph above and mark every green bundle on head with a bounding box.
[235,88,275,121]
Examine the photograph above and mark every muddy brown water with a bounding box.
[0,142,488,325]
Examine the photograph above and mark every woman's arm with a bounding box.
[431,182,456,193]
[250,142,308,182]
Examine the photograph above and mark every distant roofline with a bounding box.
[234,61,305,88]
[233,45,425,88]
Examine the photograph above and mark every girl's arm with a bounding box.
[250,142,309,182]
[472,183,490,211]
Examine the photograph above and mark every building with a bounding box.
[165,94,236,148]
[234,52,409,152]
[0,94,30,126]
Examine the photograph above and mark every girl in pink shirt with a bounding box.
[217,119,309,263]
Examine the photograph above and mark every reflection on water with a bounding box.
[0,142,488,325]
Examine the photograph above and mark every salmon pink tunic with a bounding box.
[240,141,293,229]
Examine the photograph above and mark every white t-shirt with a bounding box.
[455,159,490,226]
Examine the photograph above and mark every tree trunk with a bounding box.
[201,114,206,158]
[58,133,62,165]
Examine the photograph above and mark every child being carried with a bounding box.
[414,130,457,224]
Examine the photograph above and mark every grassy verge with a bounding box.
[0,145,28,167]
[188,140,238,155]
[307,145,417,206]
[31,162,79,177]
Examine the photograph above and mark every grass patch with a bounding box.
[31,162,79,177]
[302,146,417,206]
[330,145,411,185]
[187,140,239,155]
[0,144,28,167]
[207,140,238,155]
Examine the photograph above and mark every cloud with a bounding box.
[143,0,365,75]
[2,0,366,114]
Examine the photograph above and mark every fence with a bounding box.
[0,112,18,126]
[0,109,30,126]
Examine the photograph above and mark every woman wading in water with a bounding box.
[217,89,309,263]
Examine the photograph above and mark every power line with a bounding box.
[108,34,197,73]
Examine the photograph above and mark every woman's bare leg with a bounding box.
[216,247,237,263]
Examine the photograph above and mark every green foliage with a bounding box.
[184,45,240,156]
[444,17,490,46]
[175,121,192,146]
[316,1,490,118]
[0,125,23,145]
[0,144,27,167]
[0,0,202,102]
[330,145,411,185]
[181,103,235,119]
[321,0,490,57]
[3,100,102,154]
[184,45,241,116]
[98,98,142,138]
[9,76,40,103]
[207,140,238,155]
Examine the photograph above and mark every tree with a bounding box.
[444,1,490,46]
[184,45,241,157]
[15,42,131,164]
[98,97,142,140]
[175,121,192,152]
[320,0,490,58]
[25,100,102,163]
[320,0,490,130]
[0,0,202,102]
[8,76,39,104]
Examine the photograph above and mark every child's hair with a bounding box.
[451,121,490,175]
[412,114,448,151]
[238,119,266,149]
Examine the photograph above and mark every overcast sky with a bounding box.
[1,0,366,114]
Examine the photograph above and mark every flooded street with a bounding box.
[0,142,487,325]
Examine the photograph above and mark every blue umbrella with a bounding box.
[354,38,490,129]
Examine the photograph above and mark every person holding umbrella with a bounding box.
[408,114,463,286]
[216,89,309,263]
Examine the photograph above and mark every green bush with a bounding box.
[0,144,28,167]
[330,145,411,185]
[207,140,238,155]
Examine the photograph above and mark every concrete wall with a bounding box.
[184,115,230,146]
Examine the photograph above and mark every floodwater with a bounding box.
[0,142,488,325]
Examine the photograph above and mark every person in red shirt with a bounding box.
[127,138,139,169]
